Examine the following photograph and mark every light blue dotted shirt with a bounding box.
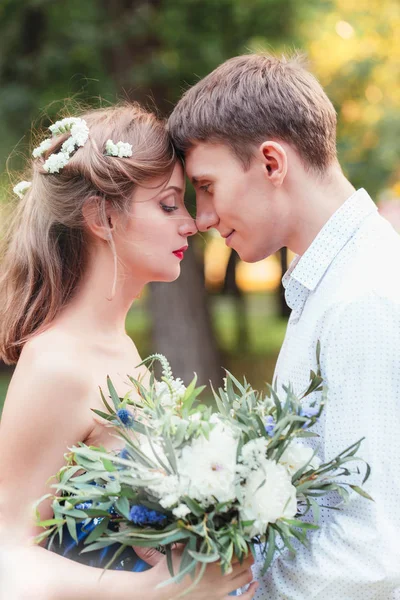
[253,189,400,599]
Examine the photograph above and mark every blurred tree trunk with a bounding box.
[102,0,221,385]
[149,246,221,386]
[222,250,248,350]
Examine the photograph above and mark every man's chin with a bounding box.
[235,247,271,263]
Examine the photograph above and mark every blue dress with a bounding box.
[47,504,150,572]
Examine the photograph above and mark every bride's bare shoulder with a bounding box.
[9,328,93,406]
[1,329,95,451]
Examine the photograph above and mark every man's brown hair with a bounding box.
[168,53,337,171]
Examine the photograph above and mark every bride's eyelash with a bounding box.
[160,203,178,213]
[199,184,211,193]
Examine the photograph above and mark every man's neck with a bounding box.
[286,165,356,256]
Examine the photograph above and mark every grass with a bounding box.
[0,292,287,416]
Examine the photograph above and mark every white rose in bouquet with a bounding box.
[278,441,321,476]
[177,420,239,507]
[240,458,297,537]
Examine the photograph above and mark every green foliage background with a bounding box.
[1,0,398,196]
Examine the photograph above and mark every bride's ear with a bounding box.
[82,197,116,241]
[259,141,288,187]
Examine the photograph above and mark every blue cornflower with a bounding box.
[116,408,134,427]
[119,448,130,460]
[265,415,276,436]
[117,447,130,471]
[129,504,167,526]
[300,405,320,418]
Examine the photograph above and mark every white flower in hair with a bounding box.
[105,139,133,158]
[32,139,52,158]
[13,180,32,199]
[43,152,70,174]
[33,117,90,174]
[49,117,88,141]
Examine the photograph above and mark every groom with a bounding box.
[168,54,400,598]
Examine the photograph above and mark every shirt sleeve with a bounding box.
[253,294,400,600]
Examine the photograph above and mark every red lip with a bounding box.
[173,245,188,260]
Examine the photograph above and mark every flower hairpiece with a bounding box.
[32,117,89,174]
[13,180,32,199]
[104,139,133,158]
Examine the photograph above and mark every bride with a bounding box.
[0,103,257,599]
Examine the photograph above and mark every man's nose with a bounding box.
[195,202,219,232]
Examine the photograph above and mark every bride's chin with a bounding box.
[152,267,181,283]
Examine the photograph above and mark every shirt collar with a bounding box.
[284,188,377,293]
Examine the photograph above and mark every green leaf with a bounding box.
[115,496,131,519]
[161,531,190,546]
[362,462,371,485]
[107,376,121,411]
[99,386,115,415]
[102,544,127,572]
[91,408,115,422]
[261,526,276,575]
[66,516,78,543]
[162,435,177,473]
[309,497,320,523]
[282,519,319,530]
[80,539,116,553]
[102,458,116,472]
[187,550,219,563]
[182,496,203,517]
[84,517,109,545]
[166,544,174,577]
[349,485,374,501]
[225,370,246,395]
[59,507,88,518]
[156,559,197,588]
[34,527,59,545]
[36,518,65,528]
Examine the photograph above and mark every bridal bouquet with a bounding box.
[36,346,371,591]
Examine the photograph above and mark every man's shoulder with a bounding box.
[321,215,400,303]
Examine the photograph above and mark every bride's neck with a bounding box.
[55,245,144,341]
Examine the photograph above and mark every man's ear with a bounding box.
[259,141,288,187]
[82,197,115,241]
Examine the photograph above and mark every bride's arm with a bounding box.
[0,340,95,538]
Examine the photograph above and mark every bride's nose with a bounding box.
[178,215,197,237]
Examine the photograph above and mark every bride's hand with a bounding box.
[142,545,258,600]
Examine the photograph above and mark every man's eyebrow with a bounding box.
[191,175,212,185]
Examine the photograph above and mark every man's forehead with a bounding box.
[185,142,229,180]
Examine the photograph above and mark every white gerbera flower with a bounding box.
[13,180,32,199]
[240,459,297,537]
[278,441,321,476]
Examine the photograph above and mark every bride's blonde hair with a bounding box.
[0,102,176,364]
